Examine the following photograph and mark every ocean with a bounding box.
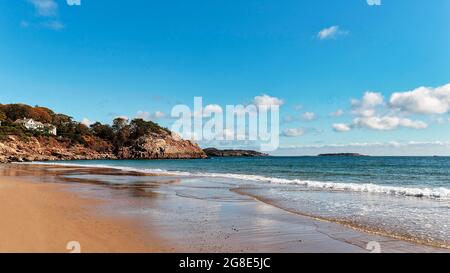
[35,156,450,248]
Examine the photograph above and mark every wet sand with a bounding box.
[0,170,167,253]
[0,163,447,253]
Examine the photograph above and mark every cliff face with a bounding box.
[0,135,116,163]
[0,133,206,163]
[117,133,207,159]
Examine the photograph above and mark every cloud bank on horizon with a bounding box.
[332,83,450,133]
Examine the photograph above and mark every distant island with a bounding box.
[318,153,368,157]
[203,148,269,157]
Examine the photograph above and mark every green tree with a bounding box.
[90,122,114,141]
[129,118,169,139]
[129,119,151,139]
[112,117,129,132]
[2,104,32,121]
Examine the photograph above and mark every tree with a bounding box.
[75,123,91,136]
[111,118,130,150]
[113,126,130,150]
[112,117,129,132]
[90,122,114,141]
[130,119,151,139]
[53,114,73,125]
[2,104,32,121]
[30,107,54,124]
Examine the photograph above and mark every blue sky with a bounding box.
[1,0,450,155]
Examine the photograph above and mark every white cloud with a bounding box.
[353,116,428,131]
[26,0,67,31]
[317,25,348,40]
[342,90,429,131]
[66,0,81,6]
[367,0,381,6]
[114,116,129,121]
[352,91,384,117]
[389,83,450,115]
[153,111,166,119]
[253,94,284,109]
[282,114,298,123]
[135,111,149,120]
[302,112,316,121]
[333,123,351,132]
[135,110,166,121]
[330,109,344,117]
[28,0,58,17]
[81,118,95,127]
[282,128,305,137]
[42,20,64,30]
[282,111,317,124]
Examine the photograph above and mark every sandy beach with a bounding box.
[0,173,167,253]
[0,163,447,253]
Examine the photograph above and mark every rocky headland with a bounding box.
[0,103,206,163]
[203,148,269,157]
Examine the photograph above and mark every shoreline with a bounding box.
[0,163,447,253]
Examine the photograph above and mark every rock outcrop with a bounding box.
[0,133,206,163]
[203,148,269,157]
[0,135,116,163]
[117,133,207,159]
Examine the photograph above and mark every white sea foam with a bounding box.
[18,162,450,200]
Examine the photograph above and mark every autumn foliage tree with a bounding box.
[0,111,6,123]
[0,103,171,151]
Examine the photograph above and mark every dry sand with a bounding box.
[0,176,166,253]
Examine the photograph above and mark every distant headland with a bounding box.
[203,148,269,157]
[318,153,368,157]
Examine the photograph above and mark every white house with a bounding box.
[15,118,57,136]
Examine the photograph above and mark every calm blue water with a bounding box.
[40,156,450,248]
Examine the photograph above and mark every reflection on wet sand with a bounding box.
[0,164,170,253]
